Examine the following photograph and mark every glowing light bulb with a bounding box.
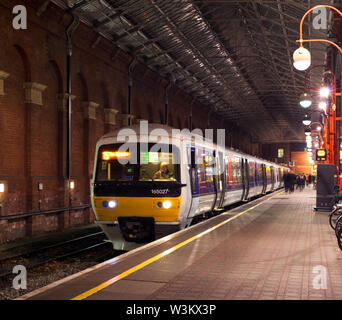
[299,93,312,108]
[320,87,330,98]
[293,47,311,71]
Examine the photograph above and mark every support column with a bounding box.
[104,108,119,132]
[57,93,76,230]
[121,113,135,126]
[0,71,9,217]
[83,101,99,224]
[135,118,148,125]
[23,82,47,236]
[0,71,10,95]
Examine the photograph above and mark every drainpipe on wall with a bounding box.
[65,14,79,208]
[128,58,137,126]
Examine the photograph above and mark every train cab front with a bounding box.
[91,142,183,250]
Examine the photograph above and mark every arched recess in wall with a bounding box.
[13,45,32,213]
[147,103,154,123]
[168,113,174,127]
[78,73,92,204]
[45,60,63,205]
[100,82,109,133]
[71,73,89,180]
[182,117,188,129]
[133,97,141,121]
[48,60,63,93]
[100,82,110,108]
[158,110,164,124]
[14,44,31,82]
[77,73,89,102]
[177,116,182,129]
[115,85,126,114]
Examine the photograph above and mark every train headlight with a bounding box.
[108,200,117,208]
[163,200,172,209]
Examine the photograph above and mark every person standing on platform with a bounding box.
[301,174,306,190]
[289,171,296,193]
[284,172,290,193]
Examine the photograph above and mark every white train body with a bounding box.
[91,124,288,250]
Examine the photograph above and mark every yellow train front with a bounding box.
[91,129,186,251]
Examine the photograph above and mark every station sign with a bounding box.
[316,149,327,161]
[289,161,295,167]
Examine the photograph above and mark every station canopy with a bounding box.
[53,0,333,143]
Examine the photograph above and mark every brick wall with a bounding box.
[261,143,291,165]
[291,152,314,175]
[0,0,264,243]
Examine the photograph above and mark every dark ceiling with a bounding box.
[53,0,333,143]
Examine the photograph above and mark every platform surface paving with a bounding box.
[24,187,342,300]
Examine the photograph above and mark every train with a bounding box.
[91,123,289,250]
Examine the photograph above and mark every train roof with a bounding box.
[99,123,288,169]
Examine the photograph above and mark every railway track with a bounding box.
[0,232,114,279]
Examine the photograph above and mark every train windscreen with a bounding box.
[95,143,180,183]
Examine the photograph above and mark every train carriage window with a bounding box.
[225,157,229,187]
[197,148,215,187]
[256,163,263,183]
[270,167,275,182]
[95,143,180,182]
[266,166,271,183]
[236,159,242,184]
[249,161,255,183]
[227,156,242,185]
[96,145,135,182]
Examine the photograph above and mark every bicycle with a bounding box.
[329,205,342,230]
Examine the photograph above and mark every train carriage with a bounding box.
[91,124,288,250]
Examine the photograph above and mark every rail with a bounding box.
[0,204,91,221]
[0,231,110,279]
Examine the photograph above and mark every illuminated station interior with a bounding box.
[2,0,342,303]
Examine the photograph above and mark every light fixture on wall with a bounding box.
[302,114,312,126]
[299,93,312,108]
[320,87,330,98]
[293,47,311,71]
[70,180,75,190]
[293,5,342,72]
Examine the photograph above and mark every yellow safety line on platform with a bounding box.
[71,191,283,300]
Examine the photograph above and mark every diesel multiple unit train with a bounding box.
[91,124,289,250]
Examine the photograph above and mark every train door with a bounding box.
[280,168,284,188]
[185,146,199,224]
[262,164,267,194]
[256,162,263,195]
[214,151,225,209]
[279,168,283,188]
[196,147,217,214]
[248,160,256,198]
[270,166,275,190]
[242,158,249,201]
[189,147,198,196]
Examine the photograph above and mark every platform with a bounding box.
[19,187,342,300]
